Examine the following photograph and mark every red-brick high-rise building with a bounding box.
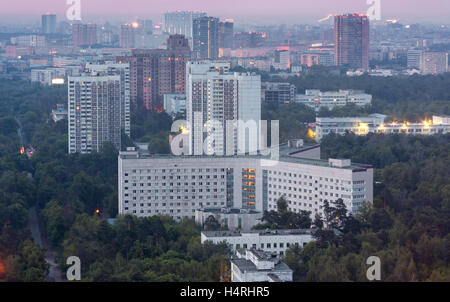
[117,38,190,111]
[334,14,369,69]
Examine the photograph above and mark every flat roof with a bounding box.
[120,142,372,171]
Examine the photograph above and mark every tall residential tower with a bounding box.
[334,14,369,69]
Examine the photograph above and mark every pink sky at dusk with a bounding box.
[1,0,449,24]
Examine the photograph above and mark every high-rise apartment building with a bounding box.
[42,13,56,34]
[163,11,206,41]
[192,16,219,60]
[117,43,190,110]
[119,23,138,48]
[72,23,97,47]
[84,62,131,137]
[334,14,369,69]
[68,62,130,153]
[186,61,261,156]
[219,20,234,49]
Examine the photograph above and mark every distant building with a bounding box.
[192,16,219,60]
[166,34,190,51]
[196,207,262,230]
[316,114,450,141]
[272,49,290,70]
[117,47,190,110]
[334,14,369,69]
[407,49,423,69]
[300,52,334,67]
[421,52,449,75]
[295,89,372,112]
[31,68,66,85]
[218,20,234,49]
[163,94,186,118]
[201,229,313,255]
[72,23,97,47]
[163,11,207,41]
[231,249,293,282]
[261,82,296,105]
[316,114,387,141]
[119,23,139,48]
[42,13,56,34]
[11,35,46,48]
[233,32,266,49]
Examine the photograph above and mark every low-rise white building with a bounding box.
[295,89,372,112]
[201,229,314,256]
[231,249,293,282]
[316,114,450,141]
[316,114,387,141]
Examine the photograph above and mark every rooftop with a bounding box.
[119,140,372,171]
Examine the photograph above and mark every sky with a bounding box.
[1,0,449,25]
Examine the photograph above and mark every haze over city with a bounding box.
[1,0,450,24]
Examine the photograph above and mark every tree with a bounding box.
[204,215,221,231]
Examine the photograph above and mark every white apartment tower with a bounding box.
[68,70,127,153]
[186,61,262,156]
[84,62,131,136]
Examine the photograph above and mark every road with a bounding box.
[17,116,64,282]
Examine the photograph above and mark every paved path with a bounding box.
[20,115,63,282]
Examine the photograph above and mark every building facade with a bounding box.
[72,23,97,47]
[421,52,449,75]
[218,20,234,49]
[192,16,219,60]
[163,11,206,41]
[42,13,56,34]
[186,61,261,156]
[163,94,186,118]
[118,141,373,221]
[334,14,369,69]
[316,114,450,141]
[407,49,423,69]
[68,73,124,153]
[295,89,372,112]
[84,62,131,136]
[202,229,314,255]
[261,82,296,105]
[117,47,190,110]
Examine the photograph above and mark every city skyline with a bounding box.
[0,0,450,25]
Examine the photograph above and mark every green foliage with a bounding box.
[254,196,313,230]
[61,215,231,281]
[262,103,316,143]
